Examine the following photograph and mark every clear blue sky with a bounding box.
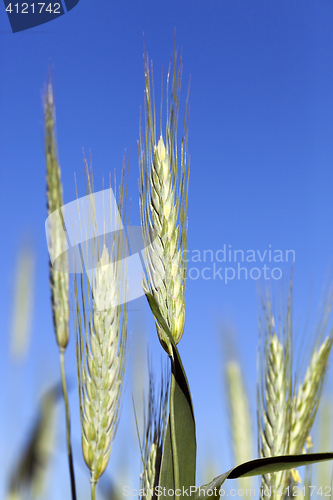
[2,1,333,498]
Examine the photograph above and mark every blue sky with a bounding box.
[2,1,333,498]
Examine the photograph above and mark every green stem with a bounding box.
[91,479,97,500]
[60,349,77,500]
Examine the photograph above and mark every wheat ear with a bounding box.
[258,295,293,500]
[44,77,76,500]
[258,285,333,498]
[74,160,128,498]
[286,294,333,493]
[45,78,69,351]
[7,387,58,500]
[290,336,333,455]
[139,47,189,351]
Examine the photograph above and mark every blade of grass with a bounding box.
[195,453,333,499]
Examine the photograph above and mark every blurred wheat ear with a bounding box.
[74,158,129,500]
[139,45,190,352]
[44,76,77,500]
[7,386,59,500]
[225,358,254,492]
[258,284,333,499]
[10,242,35,361]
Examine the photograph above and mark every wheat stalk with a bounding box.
[74,160,128,499]
[44,77,76,500]
[139,46,190,352]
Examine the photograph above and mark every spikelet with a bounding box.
[44,78,69,350]
[139,46,189,351]
[140,362,169,500]
[74,160,128,487]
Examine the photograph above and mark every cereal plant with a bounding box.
[6,43,333,500]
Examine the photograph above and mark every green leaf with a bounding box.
[194,453,333,499]
[145,293,196,499]
[158,414,175,496]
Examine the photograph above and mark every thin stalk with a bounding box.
[60,349,77,500]
[91,480,96,500]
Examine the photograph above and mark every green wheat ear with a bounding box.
[139,46,190,351]
[44,75,77,500]
[290,335,333,455]
[258,320,292,500]
[258,284,333,499]
[74,158,129,498]
[44,77,69,351]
